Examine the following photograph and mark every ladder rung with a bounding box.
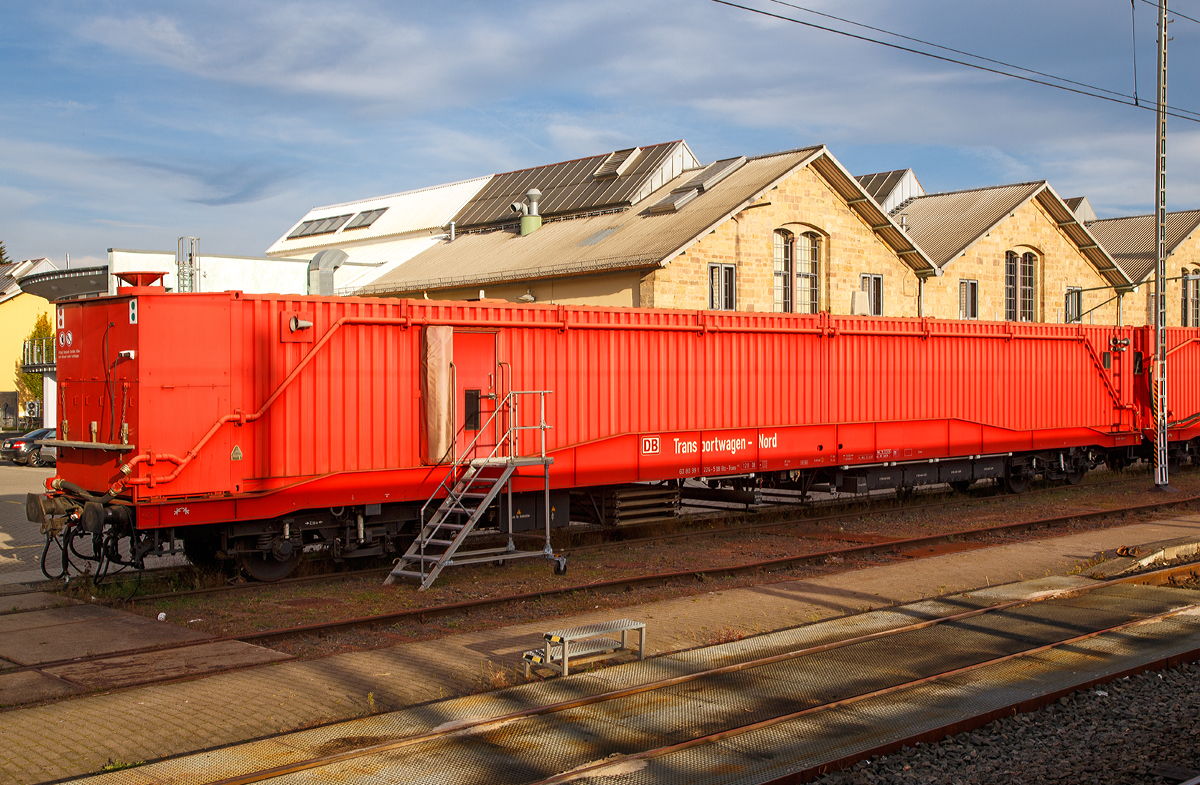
[420,538,455,546]
[427,522,466,531]
[409,554,444,563]
[388,569,425,579]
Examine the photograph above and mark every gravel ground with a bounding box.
[816,661,1200,785]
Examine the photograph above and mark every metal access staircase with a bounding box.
[384,390,562,590]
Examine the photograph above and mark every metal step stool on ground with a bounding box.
[385,390,566,590]
[524,619,647,677]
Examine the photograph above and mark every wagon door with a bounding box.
[453,331,499,459]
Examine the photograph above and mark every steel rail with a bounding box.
[196,564,1200,785]
[5,492,1197,685]
[529,602,1200,785]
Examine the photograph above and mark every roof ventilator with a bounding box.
[593,147,642,180]
[647,156,747,215]
[511,189,543,236]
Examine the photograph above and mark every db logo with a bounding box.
[640,436,660,455]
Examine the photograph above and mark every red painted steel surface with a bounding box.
[49,287,1177,529]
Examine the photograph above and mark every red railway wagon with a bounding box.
[27,272,1192,582]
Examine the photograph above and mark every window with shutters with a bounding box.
[1064,287,1082,323]
[773,230,793,313]
[860,274,883,316]
[1004,251,1036,321]
[708,263,736,310]
[958,279,978,320]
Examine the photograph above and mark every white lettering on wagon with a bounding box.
[674,438,698,454]
[703,437,747,455]
[173,507,191,516]
[759,433,777,449]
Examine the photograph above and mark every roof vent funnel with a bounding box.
[519,188,543,236]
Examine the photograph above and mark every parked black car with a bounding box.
[1,428,56,465]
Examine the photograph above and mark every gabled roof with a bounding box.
[450,141,698,229]
[265,176,491,257]
[1088,209,1200,283]
[348,145,937,297]
[901,182,1131,290]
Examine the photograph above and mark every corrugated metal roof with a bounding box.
[450,141,697,229]
[901,182,1129,289]
[265,176,491,256]
[351,145,937,296]
[900,182,1045,268]
[332,236,447,291]
[1088,210,1200,283]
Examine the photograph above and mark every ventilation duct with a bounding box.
[308,248,349,296]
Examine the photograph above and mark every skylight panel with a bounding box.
[287,220,319,240]
[344,208,388,231]
[646,189,700,215]
[671,157,746,194]
[593,147,642,180]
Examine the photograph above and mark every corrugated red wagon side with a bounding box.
[30,273,1197,583]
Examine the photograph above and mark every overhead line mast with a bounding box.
[1153,0,1173,491]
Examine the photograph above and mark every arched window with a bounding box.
[773,230,793,313]
[796,232,820,314]
[1005,251,1036,321]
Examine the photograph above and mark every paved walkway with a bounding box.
[2,515,1200,783]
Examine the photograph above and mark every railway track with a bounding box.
[75,561,1200,785]
[18,467,1165,606]
[4,493,1200,709]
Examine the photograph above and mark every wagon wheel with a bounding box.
[1106,453,1130,472]
[1065,469,1086,486]
[239,551,300,582]
[948,480,972,494]
[1003,472,1031,495]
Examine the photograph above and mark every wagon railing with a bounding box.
[387,389,560,590]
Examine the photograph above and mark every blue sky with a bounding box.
[2,0,1199,266]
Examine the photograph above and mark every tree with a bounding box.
[0,238,11,266]
[14,312,53,413]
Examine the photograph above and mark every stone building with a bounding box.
[335,143,938,316]
[896,182,1132,324]
[1088,209,1200,327]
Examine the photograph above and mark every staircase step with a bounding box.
[388,569,426,579]
[420,538,455,547]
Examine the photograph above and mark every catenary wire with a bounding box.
[765,0,1138,106]
[708,0,1200,124]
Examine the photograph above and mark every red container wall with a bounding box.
[56,291,1155,511]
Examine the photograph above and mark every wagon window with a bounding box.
[464,389,481,431]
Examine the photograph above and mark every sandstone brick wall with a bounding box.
[640,165,920,316]
[921,197,1120,325]
[1126,233,1200,327]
